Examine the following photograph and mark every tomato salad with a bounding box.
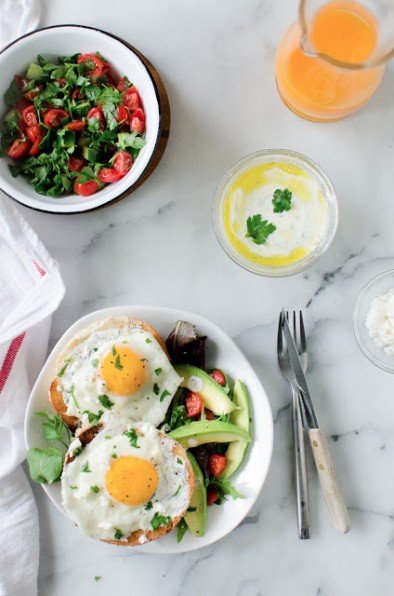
[0,53,146,197]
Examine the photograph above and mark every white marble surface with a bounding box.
[5,0,394,593]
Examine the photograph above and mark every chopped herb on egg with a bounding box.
[69,485,78,490]
[123,428,139,448]
[57,359,70,377]
[93,347,98,352]
[69,385,80,408]
[112,345,116,356]
[98,394,114,409]
[114,354,123,370]
[176,458,183,465]
[154,368,162,376]
[144,501,153,510]
[112,453,118,458]
[72,446,82,457]
[272,187,292,213]
[94,576,101,582]
[145,338,152,344]
[105,435,112,439]
[160,389,171,402]
[153,383,160,395]
[172,485,181,498]
[91,359,99,368]
[246,215,276,245]
[114,528,123,540]
[81,461,91,473]
[151,512,171,530]
[83,410,103,424]
[90,485,100,494]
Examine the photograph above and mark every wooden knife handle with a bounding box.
[308,428,351,534]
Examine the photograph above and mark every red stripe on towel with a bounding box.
[0,333,26,394]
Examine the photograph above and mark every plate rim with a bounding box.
[24,305,274,553]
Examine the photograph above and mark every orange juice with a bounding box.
[275,0,385,121]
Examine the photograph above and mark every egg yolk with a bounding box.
[105,456,158,506]
[101,346,147,396]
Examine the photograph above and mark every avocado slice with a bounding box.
[169,420,250,449]
[220,380,251,480]
[174,364,236,415]
[184,452,206,537]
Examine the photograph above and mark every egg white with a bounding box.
[61,419,191,542]
[57,326,181,427]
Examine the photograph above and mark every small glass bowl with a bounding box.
[212,149,338,277]
[353,270,394,373]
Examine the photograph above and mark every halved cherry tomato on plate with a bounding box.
[205,408,216,421]
[207,487,220,506]
[130,108,145,134]
[23,84,43,101]
[123,85,142,110]
[210,369,225,386]
[185,392,203,418]
[65,120,86,131]
[115,105,129,125]
[113,151,133,176]
[117,77,130,93]
[98,167,123,183]
[68,156,86,172]
[87,106,105,128]
[7,138,31,159]
[74,178,100,196]
[22,105,38,128]
[28,133,44,156]
[208,454,227,477]
[77,53,105,80]
[26,125,40,143]
[44,108,69,128]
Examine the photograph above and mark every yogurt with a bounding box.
[222,161,327,267]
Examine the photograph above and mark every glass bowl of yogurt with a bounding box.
[353,270,394,373]
[213,149,338,276]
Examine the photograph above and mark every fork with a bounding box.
[277,312,311,539]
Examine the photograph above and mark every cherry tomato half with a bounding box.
[130,108,145,134]
[113,151,133,176]
[44,108,69,128]
[207,487,220,506]
[123,86,141,110]
[98,167,123,183]
[208,454,228,477]
[115,105,129,126]
[74,178,100,196]
[65,120,86,131]
[29,133,44,156]
[210,369,225,386]
[185,392,203,418]
[7,138,31,159]
[77,53,105,80]
[87,106,105,129]
[26,125,40,143]
[22,105,38,128]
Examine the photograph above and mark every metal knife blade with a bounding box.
[280,310,318,429]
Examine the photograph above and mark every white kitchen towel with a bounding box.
[0,197,65,596]
[0,0,41,49]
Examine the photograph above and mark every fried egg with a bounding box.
[61,419,193,543]
[56,320,181,428]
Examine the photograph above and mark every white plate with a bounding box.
[24,306,273,553]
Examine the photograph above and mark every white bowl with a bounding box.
[24,306,274,553]
[0,25,162,213]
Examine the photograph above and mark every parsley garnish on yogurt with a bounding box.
[246,215,276,245]
[272,187,292,212]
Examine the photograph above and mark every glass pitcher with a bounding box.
[275,0,394,122]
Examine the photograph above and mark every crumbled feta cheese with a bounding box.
[366,288,394,356]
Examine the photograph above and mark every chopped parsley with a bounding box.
[112,345,116,356]
[144,501,153,510]
[114,528,123,540]
[83,410,103,425]
[114,354,123,370]
[160,389,171,402]
[151,512,171,530]
[145,338,152,344]
[81,461,91,473]
[177,518,188,543]
[57,359,70,377]
[98,394,114,410]
[153,383,160,396]
[94,576,101,582]
[91,359,99,368]
[272,187,292,213]
[172,485,181,498]
[245,214,276,245]
[123,428,140,448]
[154,368,162,376]
[69,385,80,409]
[69,485,78,490]
[90,485,100,494]
[72,446,82,458]
[112,452,118,459]
[176,458,183,465]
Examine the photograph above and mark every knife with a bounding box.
[281,311,351,534]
